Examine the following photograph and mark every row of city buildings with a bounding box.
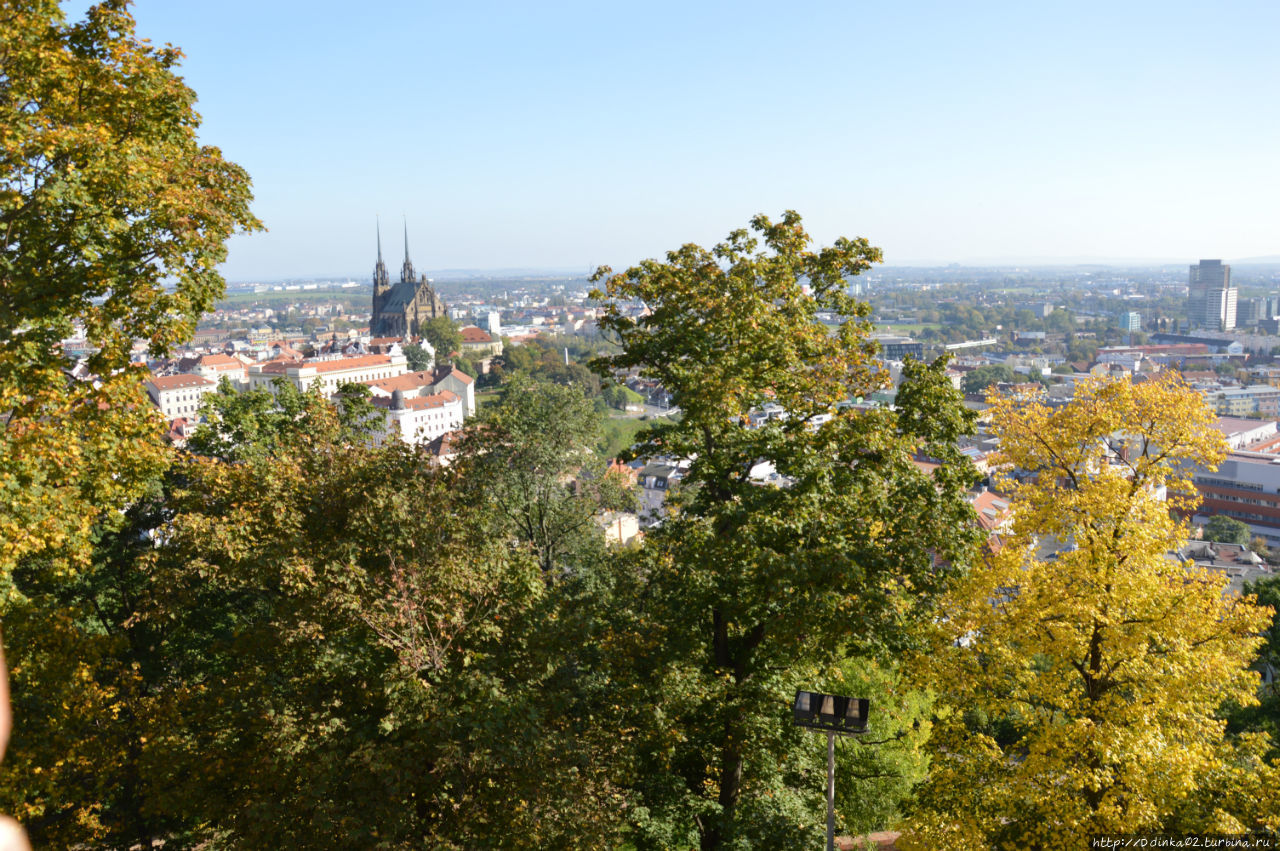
[144,342,477,452]
[142,238,491,454]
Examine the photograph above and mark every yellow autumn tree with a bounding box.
[901,375,1276,849]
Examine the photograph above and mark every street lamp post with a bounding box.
[792,690,870,851]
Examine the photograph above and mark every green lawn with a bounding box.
[599,414,676,460]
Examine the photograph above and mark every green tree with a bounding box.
[422,316,462,363]
[452,354,478,378]
[1204,515,1252,546]
[190,376,377,461]
[960,363,1016,394]
[1223,574,1280,753]
[403,342,433,371]
[832,658,935,839]
[903,376,1275,848]
[0,474,203,846]
[136,401,627,846]
[591,212,981,849]
[0,0,260,579]
[459,376,634,576]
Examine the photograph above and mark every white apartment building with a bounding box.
[372,389,465,447]
[366,365,476,417]
[247,352,409,397]
[145,374,217,420]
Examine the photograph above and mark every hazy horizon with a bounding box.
[226,255,1280,286]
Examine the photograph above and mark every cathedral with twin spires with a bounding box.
[370,220,447,337]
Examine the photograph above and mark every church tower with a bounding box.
[400,218,417,284]
[372,218,391,320]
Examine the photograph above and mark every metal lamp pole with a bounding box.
[826,729,836,851]
[793,690,870,851]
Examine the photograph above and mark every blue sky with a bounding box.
[86,0,1280,279]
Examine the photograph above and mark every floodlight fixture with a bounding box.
[792,690,870,851]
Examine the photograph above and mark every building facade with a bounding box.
[365,364,475,417]
[871,334,924,361]
[145,374,217,420]
[248,352,409,396]
[459,325,503,358]
[372,389,465,447]
[1205,385,1280,418]
[1186,259,1237,331]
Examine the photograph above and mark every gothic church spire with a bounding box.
[400,216,417,284]
[373,216,390,290]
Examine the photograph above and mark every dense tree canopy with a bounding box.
[903,376,1276,848]
[960,363,1016,394]
[420,316,461,364]
[402,341,434,372]
[591,212,982,849]
[457,376,634,576]
[0,0,260,580]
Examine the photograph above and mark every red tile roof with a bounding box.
[197,353,244,370]
[426,431,461,459]
[372,390,460,410]
[460,326,493,344]
[971,490,1012,532]
[148,374,215,391]
[258,354,395,374]
[310,354,395,373]
[366,370,436,392]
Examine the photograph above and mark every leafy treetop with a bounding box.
[0,0,260,583]
[904,375,1274,848]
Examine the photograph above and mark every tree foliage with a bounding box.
[3,392,635,847]
[1204,515,1251,546]
[591,212,981,848]
[0,0,260,580]
[903,376,1277,849]
[421,316,461,363]
[1225,574,1280,755]
[492,337,602,395]
[960,363,1016,395]
[402,341,434,372]
[457,376,634,576]
[602,383,644,410]
[189,377,377,461]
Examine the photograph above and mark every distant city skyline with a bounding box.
[85,0,1280,280]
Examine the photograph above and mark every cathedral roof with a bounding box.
[380,279,424,314]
